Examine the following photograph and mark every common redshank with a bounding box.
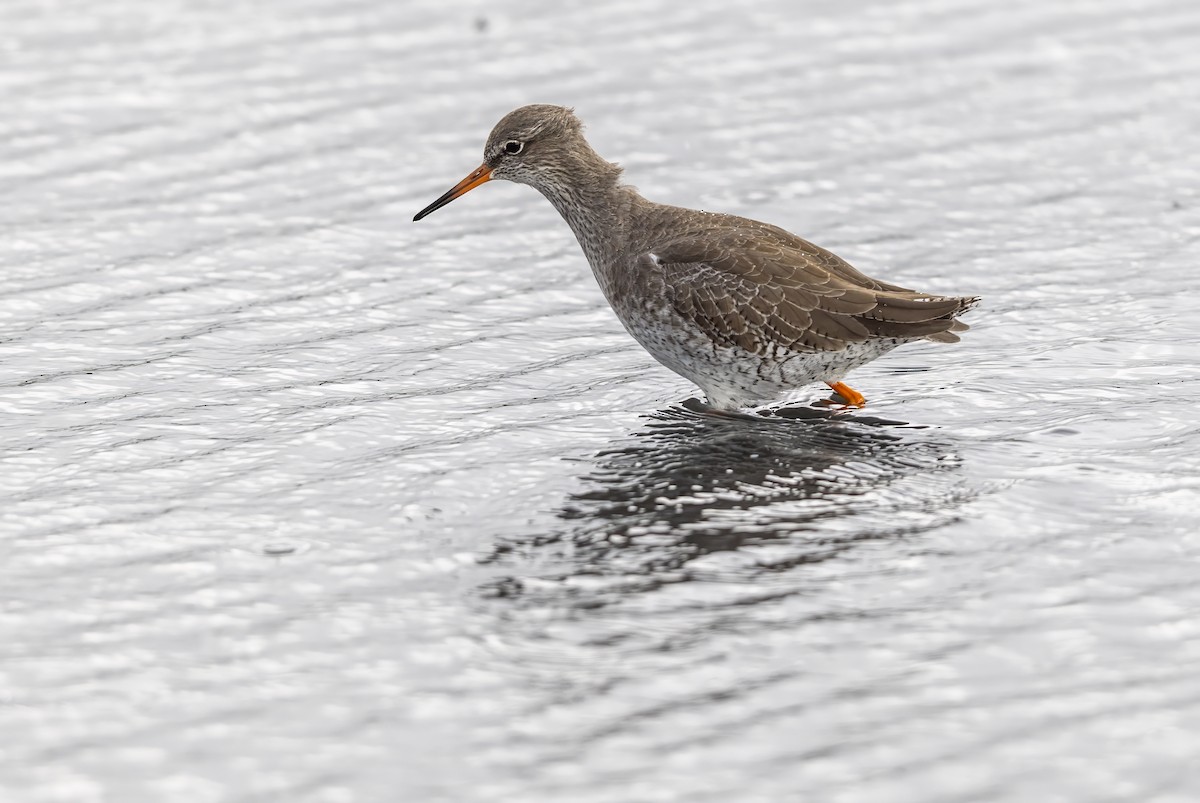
[414,105,978,410]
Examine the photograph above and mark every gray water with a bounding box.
[3,1,1200,801]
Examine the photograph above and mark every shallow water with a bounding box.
[3,0,1200,800]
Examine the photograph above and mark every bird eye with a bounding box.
[504,140,524,155]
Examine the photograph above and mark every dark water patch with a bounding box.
[480,402,976,611]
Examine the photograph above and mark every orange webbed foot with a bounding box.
[826,381,866,408]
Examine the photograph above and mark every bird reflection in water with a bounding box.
[480,400,968,603]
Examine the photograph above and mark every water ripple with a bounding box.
[4,0,1200,801]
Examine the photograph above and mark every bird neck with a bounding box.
[535,148,636,268]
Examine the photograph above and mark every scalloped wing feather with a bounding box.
[651,231,977,356]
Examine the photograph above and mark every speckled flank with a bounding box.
[615,298,905,409]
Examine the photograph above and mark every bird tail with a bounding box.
[856,294,979,341]
[922,296,979,343]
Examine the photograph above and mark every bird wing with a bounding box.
[644,230,976,355]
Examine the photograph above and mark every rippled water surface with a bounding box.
[3,0,1200,800]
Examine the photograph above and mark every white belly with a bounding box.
[616,303,901,409]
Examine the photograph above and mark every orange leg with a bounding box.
[826,381,866,408]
